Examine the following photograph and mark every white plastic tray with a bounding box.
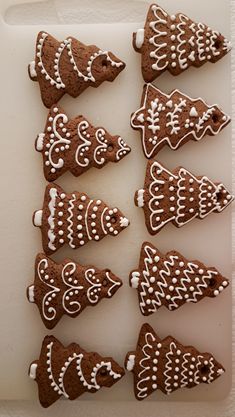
[0,0,232,405]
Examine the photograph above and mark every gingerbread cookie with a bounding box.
[36,105,131,181]
[131,84,230,158]
[133,4,231,82]
[27,253,123,329]
[130,242,229,315]
[125,323,225,400]
[29,335,125,407]
[29,31,125,108]
[135,160,233,234]
[33,183,129,255]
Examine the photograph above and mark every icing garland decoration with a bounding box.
[131,84,230,158]
[33,183,130,255]
[132,4,231,82]
[36,105,131,181]
[27,253,122,329]
[135,160,234,234]
[130,242,229,315]
[28,31,125,107]
[29,335,124,407]
[125,323,225,400]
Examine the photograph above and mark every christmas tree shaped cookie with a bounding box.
[27,253,123,329]
[33,183,129,255]
[133,4,231,82]
[36,105,131,181]
[125,323,225,400]
[135,160,233,234]
[29,31,125,107]
[130,242,229,315]
[29,335,125,407]
[131,84,230,158]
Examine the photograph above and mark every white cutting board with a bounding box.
[0,0,232,403]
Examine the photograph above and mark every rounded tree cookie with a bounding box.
[130,242,229,315]
[131,84,230,158]
[29,335,125,407]
[27,253,123,329]
[36,105,131,181]
[29,31,125,107]
[135,160,233,234]
[133,3,231,82]
[125,323,225,400]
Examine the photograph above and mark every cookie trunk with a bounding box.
[133,29,145,52]
[125,352,136,371]
[134,189,145,207]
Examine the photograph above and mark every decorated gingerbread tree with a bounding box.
[135,160,233,234]
[29,335,124,407]
[36,105,131,181]
[130,242,229,315]
[33,183,129,255]
[125,323,225,400]
[131,84,230,158]
[29,32,125,107]
[133,4,231,82]
[27,253,122,329]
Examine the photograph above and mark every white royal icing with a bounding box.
[33,210,42,227]
[29,363,38,380]
[137,189,145,207]
[29,60,37,78]
[137,331,156,398]
[28,285,35,303]
[126,354,135,371]
[135,29,145,49]
[36,133,45,151]
[48,187,57,251]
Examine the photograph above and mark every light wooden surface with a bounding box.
[0,0,234,415]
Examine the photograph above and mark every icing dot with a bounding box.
[81,195,86,201]
[166,295,171,300]
[58,230,63,236]
[169,286,174,292]
[152,374,157,380]
[171,24,176,30]
[184,294,189,299]
[192,357,196,362]
[175,358,180,364]
[153,358,158,364]
[190,197,194,202]
[179,262,184,267]
[96,200,101,205]
[174,382,178,388]
[154,256,160,263]
[170,207,175,212]
[189,371,193,376]
[169,186,174,192]
[189,179,194,184]
[175,270,180,276]
[189,188,194,193]
[171,46,176,51]
[171,35,176,41]
[93,206,98,212]
[59,239,64,244]
[189,208,194,214]
[190,286,194,292]
[77,225,82,230]
[61,193,66,199]
[152,384,157,389]
[202,376,207,382]
[58,221,63,226]
[195,277,200,283]
[172,278,177,284]
[78,204,83,210]
[222,280,228,287]
[148,287,154,293]
[80,240,84,245]
[170,196,175,202]
[174,375,178,380]
[171,62,177,68]
[199,269,204,274]
[150,277,155,283]
[91,214,96,219]
[92,229,97,234]
[146,299,151,305]
[77,215,82,221]
[45,161,50,166]
[204,360,209,365]
[214,290,219,296]
[155,351,160,356]
[177,350,181,355]
[78,233,83,239]
[58,211,63,217]
[190,364,195,369]
[95,235,99,241]
[58,202,63,207]
[175,367,179,372]
[157,343,162,348]
[53,107,58,113]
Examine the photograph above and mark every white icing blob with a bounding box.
[33,210,42,227]
[29,363,38,380]
[120,217,129,228]
[29,60,37,78]
[135,29,145,49]
[126,354,136,371]
[190,107,199,117]
[28,285,35,303]
[36,133,45,151]
[137,189,145,207]
[131,272,140,288]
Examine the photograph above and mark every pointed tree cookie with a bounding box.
[29,335,124,407]
[135,160,233,234]
[27,253,123,329]
[36,105,131,181]
[33,183,129,255]
[130,242,229,315]
[133,4,231,82]
[125,323,225,400]
[28,31,125,108]
[131,84,230,158]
